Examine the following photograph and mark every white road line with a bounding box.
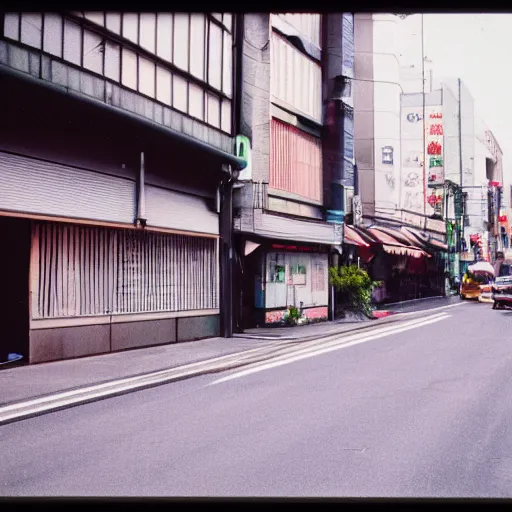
[0,345,285,414]
[209,313,451,385]
[0,311,451,424]
[277,312,450,354]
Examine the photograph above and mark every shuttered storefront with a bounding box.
[31,222,219,322]
[0,151,136,224]
[0,151,219,236]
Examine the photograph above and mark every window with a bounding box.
[83,30,103,75]
[291,263,307,285]
[208,22,222,90]
[3,11,234,134]
[222,31,232,97]
[122,13,139,44]
[156,13,173,62]
[270,119,322,202]
[104,41,120,82]
[156,66,172,105]
[285,43,293,101]
[20,13,42,48]
[189,14,205,80]
[4,12,20,40]
[188,83,204,120]
[43,13,63,57]
[173,13,189,71]
[84,12,104,26]
[121,48,138,90]
[173,74,188,112]
[139,13,156,54]
[63,19,82,65]
[105,12,121,34]
[138,56,155,98]
[221,101,231,133]
[267,253,286,283]
[271,33,321,122]
[222,13,233,31]
[207,93,220,128]
[382,146,394,164]
[279,13,321,48]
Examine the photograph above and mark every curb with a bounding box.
[236,312,404,343]
[0,309,431,426]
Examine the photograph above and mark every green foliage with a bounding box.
[287,306,301,321]
[329,265,377,317]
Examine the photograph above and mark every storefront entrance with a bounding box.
[0,217,31,363]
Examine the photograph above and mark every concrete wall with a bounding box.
[354,13,375,217]
[372,14,401,217]
[29,315,220,363]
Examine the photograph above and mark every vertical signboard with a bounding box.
[425,107,444,217]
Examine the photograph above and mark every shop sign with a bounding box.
[425,107,444,188]
[352,195,362,226]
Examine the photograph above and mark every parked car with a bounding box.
[479,283,494,303]
[492,275,512,309]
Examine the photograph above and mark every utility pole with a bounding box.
[457,78,464,268]
[421,13,426,216]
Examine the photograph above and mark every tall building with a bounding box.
[0,12,244,363]
[233,13,349,328]
[353,13,402,221]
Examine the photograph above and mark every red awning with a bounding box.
[402,226,448,252]
[367,228,430,259]
[344,225,370,247]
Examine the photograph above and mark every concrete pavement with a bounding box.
[0,296,462,422]
[2,298,509,497]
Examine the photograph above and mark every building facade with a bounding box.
[0,12,244,363]
[233,13,347,328]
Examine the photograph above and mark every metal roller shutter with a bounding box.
[0,151,136,223]
[145,185,219,236]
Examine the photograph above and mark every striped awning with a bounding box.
[401,226,448,252]
[364,227,430,259]
[344,225,370,247]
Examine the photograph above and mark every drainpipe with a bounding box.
[135,151,147,227]
[228,13,245,334]
[219,166,238,338]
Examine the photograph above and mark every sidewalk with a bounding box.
[377,295,461,314]
[0,297,455,409]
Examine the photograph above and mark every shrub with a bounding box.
[329,265,377,317]
[283,305,302,325]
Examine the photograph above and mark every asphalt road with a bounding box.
[2,300,512,498]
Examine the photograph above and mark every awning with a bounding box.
[343,225,370,247]
[370,225,425,249]
[365,227,430,259]
[381,244,428,259]
[401,226,448,252]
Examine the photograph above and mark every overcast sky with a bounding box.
[422,14,512,186]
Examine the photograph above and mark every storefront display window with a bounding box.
[268,253,286,283]
[291,264,307,285]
